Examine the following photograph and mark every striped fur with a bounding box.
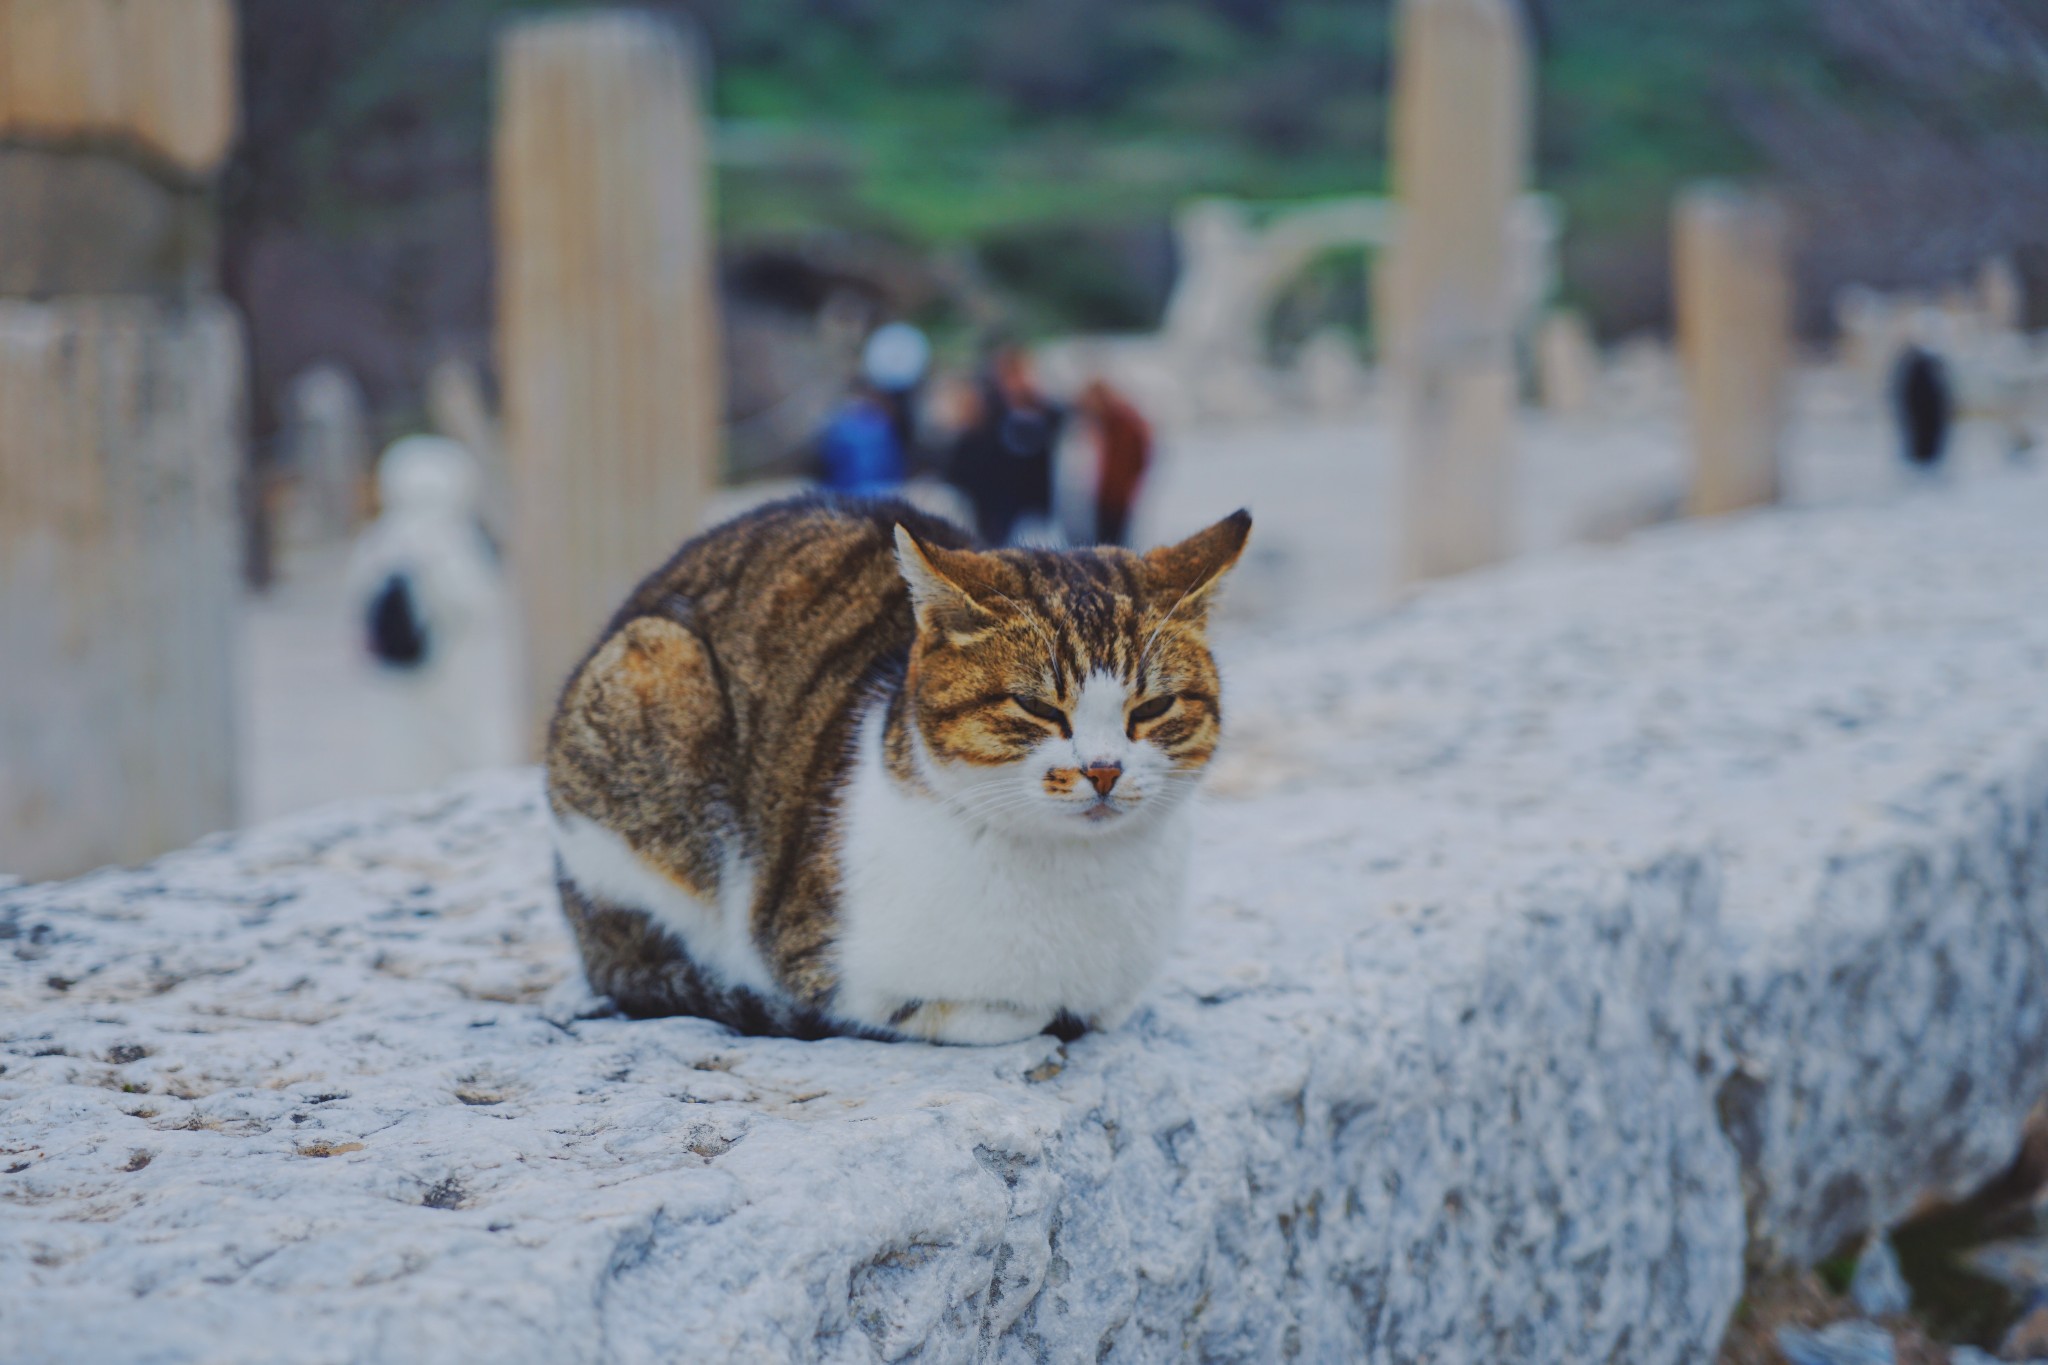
[546,494,1247,1044]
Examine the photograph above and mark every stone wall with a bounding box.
[5,471,2048,1361]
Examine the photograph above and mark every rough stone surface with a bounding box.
[6,471,2048,1362]
[1775,1319,1895,1365]
[1848,1236,1909,1318]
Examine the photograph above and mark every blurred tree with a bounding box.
[1814,0,2048,98]
[975,0,1162,116]
[218,0,2048,449]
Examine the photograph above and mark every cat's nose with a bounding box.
[1083,763,1121,797]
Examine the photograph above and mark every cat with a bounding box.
[545,495,1248,1045]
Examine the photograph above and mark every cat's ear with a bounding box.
[894,525,998,640]
[1142,510,1251,615]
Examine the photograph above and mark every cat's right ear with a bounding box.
[894,525,997,641]
[1142,509,1251,614]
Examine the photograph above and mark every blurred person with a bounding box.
[346,436,516,789]
[1078,378,1152,546]
[861,321,932,460]
[1890,343,1953,470]
[948,342,1065,546]
[817,381,907,497]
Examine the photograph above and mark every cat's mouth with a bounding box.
[1081,800,1125,823]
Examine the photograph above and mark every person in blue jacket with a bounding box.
[817,381,906,497]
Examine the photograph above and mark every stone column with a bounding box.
[0,0,243,881]
[1536,309,1600,415]
[0,0,236,175]
[283,363,370,546]
[1978,256,2023,336]
[494,11,721,736]
[427,354,510,542]
[1385,0,1531,582]
[1673,185,1790,517]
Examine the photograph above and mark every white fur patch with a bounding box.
[1067,669,1132,769]
[832,700,1195,1044]
[550,809,773,997]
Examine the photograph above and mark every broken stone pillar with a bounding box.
[1536,309,1600,415]
[0,0,243,881]
[0,146,218,297]
[1832,285,1893,380]
[1978,256,2024,336]
[1160,199,1263,371]
[283,363,370,546]
[427,353,510,541]
[1385,0,1531,582]
[1673,185,1791,517]
[0,0,237,176]
[1299,327,1368,416]
[494,11,720,736]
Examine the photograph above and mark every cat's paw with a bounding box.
[894,1000,1048,1046]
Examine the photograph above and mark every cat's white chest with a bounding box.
[832,709,1192,1035]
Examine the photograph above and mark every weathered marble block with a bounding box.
[6,471,2048,1363]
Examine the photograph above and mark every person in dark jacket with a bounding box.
[947,344,1064,546]
[1891,343,1954,469]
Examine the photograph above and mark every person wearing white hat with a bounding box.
[345,436,518,791]
[860,321,932,457]
[862,321,930,391]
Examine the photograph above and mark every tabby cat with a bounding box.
[546,495,1248,1045]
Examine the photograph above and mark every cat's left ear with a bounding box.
[895,525,999,640]
[1142,510,1251,614]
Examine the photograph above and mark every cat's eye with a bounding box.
[1127,695,1175,735]
[1010,694,1071,737]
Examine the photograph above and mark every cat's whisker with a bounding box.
[1137,581,1198,678]
[941,792,1011,817]
[948,803,1044,829]
[938,786,1038,818]
[955,790,1056,818]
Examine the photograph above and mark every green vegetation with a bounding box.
[703,0,2043,334]
[700,0,1829,245]
[235,0,2048,338]
[710,0,1389,244]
